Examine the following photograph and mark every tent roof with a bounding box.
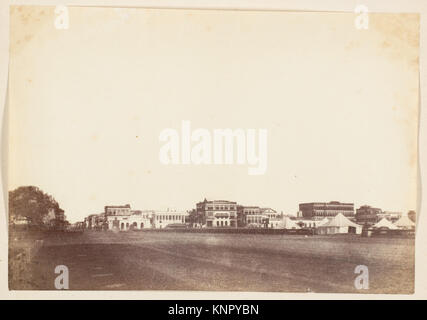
[284,217,301,229]
[317,217,330,226]
[320,213,361,228]
[373,218,398,229]
[394,215,415,227]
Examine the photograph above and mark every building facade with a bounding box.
[152,210,188,229]
[377,211,402,223]
[105,204,131,216]
[106,212,152,230]
[236,206,283,228]
[196,199,238,227]
[87,205,189,231]
[241,206,263,226]
[265,209,285,229]
[355,205,382,225]
[299,201,354,220]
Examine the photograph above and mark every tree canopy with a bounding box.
[9,186,62,225]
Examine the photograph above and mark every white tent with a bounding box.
[373,218,398,230]
[394,215,415,229]
[283,217,301,229]
[317,217,330,227]
[317,213,362,235]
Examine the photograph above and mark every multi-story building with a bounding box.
[85,213,106,230]
[356,205,382,225]
[196,199,238,227]
[105,204,131,216]
[263,209,284,228]
[100,206,188,230]
[152,210,188,229]
[299,201,354,220]
[241,206,263,226]
[262,208,280,220]
[103,205,150,230]
[106,212,152,230]
[237,206,282,228]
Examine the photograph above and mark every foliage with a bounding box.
[9,186,63,225]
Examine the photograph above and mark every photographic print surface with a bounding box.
[7,5,419,293]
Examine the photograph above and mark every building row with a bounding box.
[85,205,188,231]
[195,199,283,229]
[81,200,416,231]
[83,199,286,231]
[297,201,416,226]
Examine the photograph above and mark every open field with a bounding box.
[9,230,415,293]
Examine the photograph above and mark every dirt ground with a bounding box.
[9,230,415,293]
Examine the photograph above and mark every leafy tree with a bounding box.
[187,209,205,227]
[9,186,63,225]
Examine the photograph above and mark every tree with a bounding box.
[9,186,63,226]
[408,210,416,223]
[187,209,205,227]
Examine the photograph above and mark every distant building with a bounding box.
[42,207,67,228]
[356,205,382,225]
[259,208,282,228]
[98,206,189,230]
[106,211,152,230]
[86,213,104,229]
[377,211,402,223]
[237,206,281,228]
[299,201,354,220]
[152,210,188,229]
[105,204,131,216]
[196,199,238,228]
[294,218,329,228]
[265,209,284,229]
[240,206,263,226]
[11,215,31,226]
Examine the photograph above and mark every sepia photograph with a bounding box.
[2,2,424,298]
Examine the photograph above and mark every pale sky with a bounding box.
[8,6,419,222]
